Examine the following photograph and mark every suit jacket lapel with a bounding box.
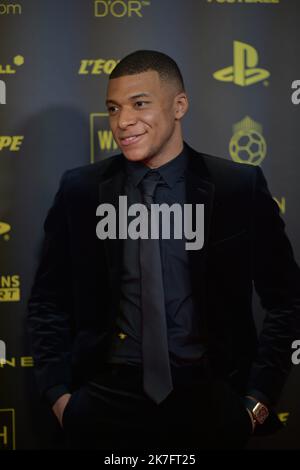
[186,145,215,266]
[98,158,126,296]
[185,146,215,339]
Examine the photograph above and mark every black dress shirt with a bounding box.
[107,145,207,366]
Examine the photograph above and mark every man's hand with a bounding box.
[52,393,72,428]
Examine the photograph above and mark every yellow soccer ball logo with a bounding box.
[229,130,267,166]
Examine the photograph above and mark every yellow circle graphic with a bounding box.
[13,55,24,66]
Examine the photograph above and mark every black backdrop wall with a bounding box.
[0,0,300,450]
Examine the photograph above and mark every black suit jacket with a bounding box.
[28,143,300,433]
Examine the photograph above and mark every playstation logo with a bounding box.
[213,41,270,87]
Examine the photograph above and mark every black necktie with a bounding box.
[139,170,173,404]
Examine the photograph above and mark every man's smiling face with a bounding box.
[106,70,187,167]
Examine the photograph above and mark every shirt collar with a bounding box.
[125,144,188,189]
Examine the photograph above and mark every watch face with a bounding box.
[253,403,269,425]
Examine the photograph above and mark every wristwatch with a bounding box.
[244,396,269,425]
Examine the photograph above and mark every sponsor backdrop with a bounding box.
[0,0,300,450]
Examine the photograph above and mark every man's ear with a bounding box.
[174,93,189,120]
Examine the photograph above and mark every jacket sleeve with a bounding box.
[247,166,300,406]
[27,171,73,402]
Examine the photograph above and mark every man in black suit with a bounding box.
[28,50,300,450]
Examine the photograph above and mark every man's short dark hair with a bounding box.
[110,50,185,92]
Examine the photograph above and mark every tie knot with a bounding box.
[140,170,162,201]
